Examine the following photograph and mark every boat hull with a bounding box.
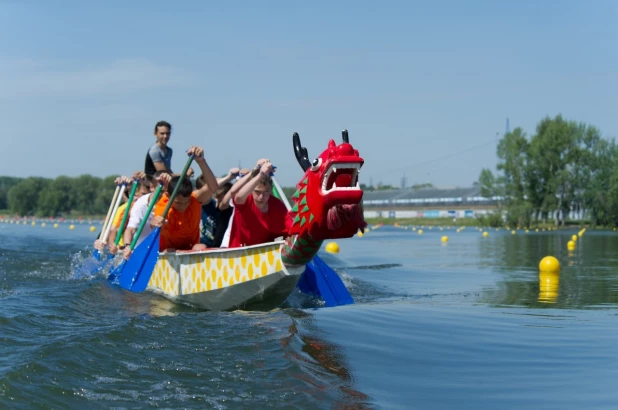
[146,241,304,311]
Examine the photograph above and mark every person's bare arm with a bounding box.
[188,146,218,203]
[235,162,273,205]
[153,161,169,172]
[217,167,240,185]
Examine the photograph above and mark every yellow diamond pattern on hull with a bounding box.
[146,243,285,297]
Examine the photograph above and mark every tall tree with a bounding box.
[497,127,530,226]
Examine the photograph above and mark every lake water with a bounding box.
[2,222,618,409]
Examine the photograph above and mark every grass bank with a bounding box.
[364,217,601,230]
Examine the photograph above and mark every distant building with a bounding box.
[363,186,502,219]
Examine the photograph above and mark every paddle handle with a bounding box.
[129,184,163,251]
[114,179,139,245]
[100,185,120,238]
[272,176,291,211]
[102,183,126,242]
[161,155,194,218]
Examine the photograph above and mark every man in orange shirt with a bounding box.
[150,146,218,252]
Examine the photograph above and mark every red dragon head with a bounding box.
[287,130,367,241]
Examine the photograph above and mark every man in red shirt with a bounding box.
[228,159,289,247]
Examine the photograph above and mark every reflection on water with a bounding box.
[482,231,618,309]
[539,271,559,303]
[282,309,371,408]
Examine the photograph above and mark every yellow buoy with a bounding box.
[441,236,448,243]
[69,224,75,230]
[54,223,59,228]
[567,240,576,250]
[539,256,560,273]
[571,235,577,242]
[535,228,539,232]
[483,231,488,237]
[511,230,516,235]
[31,221,36,226]
[89,226,96,232]
[366,228,371,233]
[418,229,423,235]
[357,231,364,237]
[41,223,46,227]
[325,242,339,254]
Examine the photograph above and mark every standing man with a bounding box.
[145,121,173,175]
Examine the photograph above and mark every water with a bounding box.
[2,223,618,409]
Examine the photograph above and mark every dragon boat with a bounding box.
[125,131,366,310]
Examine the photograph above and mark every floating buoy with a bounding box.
[571,235,577,242]
[89,226,96,232]
[418,229,423,235]
[366,228,371,233]
[69,225,75,230]
[325,242,339,254]
[511,230,516,235]
[357,230,364,237]
[41,223,46,227]
[31,221,35,226]
[441,236,448,243]
[53,223,59,228]
[535,228,539,232]
[539,256,560,273]
[567,240,576,251]
[483,231,488,237]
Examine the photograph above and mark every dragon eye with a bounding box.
[310,158,322,171]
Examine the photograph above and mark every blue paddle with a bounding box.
[108,183,163,283]
[271,176,354,307]
[118,155,194,292]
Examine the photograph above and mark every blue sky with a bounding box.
[1,0,616,188]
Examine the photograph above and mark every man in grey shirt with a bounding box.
[145,121,173,175]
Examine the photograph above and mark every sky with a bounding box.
[0,0,616,188]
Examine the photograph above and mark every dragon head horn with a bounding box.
[342,129,349,143]
[293,132,311,171]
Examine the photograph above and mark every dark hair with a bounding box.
[168,176,193,197]
[138,174,155,190]
[250,168,271,186]
[215,182,233,198]
[154,121,172,133]
[195,174,206,190]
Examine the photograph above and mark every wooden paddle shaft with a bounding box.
[100,185,120,239]
[102,184,126,243]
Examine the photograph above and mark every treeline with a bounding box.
[0,174,298,217]
[0,175,119,217]
[479,114,617,227]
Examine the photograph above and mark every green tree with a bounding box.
[93,175,120,214]
[0,176,23,209]
[497,127,530,226]
[72,174,102,215]
[7,177,51,216]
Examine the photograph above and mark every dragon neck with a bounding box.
[281,176,322,266]
[281,233,323,266]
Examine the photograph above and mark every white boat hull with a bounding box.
[146,241,304,311]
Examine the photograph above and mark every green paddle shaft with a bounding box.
[161,155,195,219]
[114,179,139,246]
[128,184,163,251]
[127,155,194,251]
